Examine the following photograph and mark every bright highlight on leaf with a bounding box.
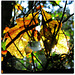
[42,9,52,21]
[3,27,10,33]
[4,11,39,59]
[51,30,69,54]
[36,5,44,10]
[15,3,23,10]
[16,11,39,27]
[55,0,61,5]
[1,57,4,62]
[40,9,69,55]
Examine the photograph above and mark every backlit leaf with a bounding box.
[51,30,69,54]
[4,11,40,59]
[40,9,69,55]
[1,41,6,50]
[16,11,39,27]
[15,3,23,11]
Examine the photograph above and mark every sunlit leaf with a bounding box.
[5,31,32,59]
[42,9,52,21]
[52,30,69,54]
[15,3,23,11]
[4,11,39,59]
[55,0,61,5]
[36,5,44,10]
[16,11,39,27]
[1,57,4,62]
[1,41,6,50]
[41,9,69,55]
[1,50,7,55]
[3,27,10,33]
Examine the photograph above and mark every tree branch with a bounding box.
[62,13,74,23]
[6,23,38,49]
[32,53,44,69]
[7,32,24,58]
[55,1,67,36]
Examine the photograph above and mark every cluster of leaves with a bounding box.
[1,1,74,73]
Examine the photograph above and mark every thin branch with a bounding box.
[44,1,67,70]
[55,1,67,36]
[7,32,24,58]
[6,23,38,49]
[52,1,63,8]
[15,58,32,71]
[32,53,45,69]
[62,13,74,23]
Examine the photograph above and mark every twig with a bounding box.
[32,53,44,69]
[51,1,62,8]
[62,13,74,23]
[6,23,38,49]
[44,1,67,70]
[55,1,67,36]
[6,6,39,48]
[15,58,32,71]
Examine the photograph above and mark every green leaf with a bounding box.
[55,0,61,5]
[20,60,24,64]
[64,31,70,37]
[52,52,56,56]
[71,31,74,36]
[1,41,6,50]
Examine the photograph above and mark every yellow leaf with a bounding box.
[40,9,68,55]
[1,57,3,62]
[66,36,70,41]
[15,3,23,10]
[40,39,44,49]
[4,11,39,59]
[42,9,52,21]
[4,25,33,59]
[51,30,69,54]
[16,11,39,27]
[5,32,32,59]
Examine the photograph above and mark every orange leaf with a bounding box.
[29,60,32,63]
[16,11,39,27]
[1,70,3,73]
[36,5,44,10]
[34,30,38,37]
[15,3,23,10]
[1,50,7,55]
[42,9,52,21]
[1,57,4,61]
[4,11,39,59]
[3,27,10,33]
